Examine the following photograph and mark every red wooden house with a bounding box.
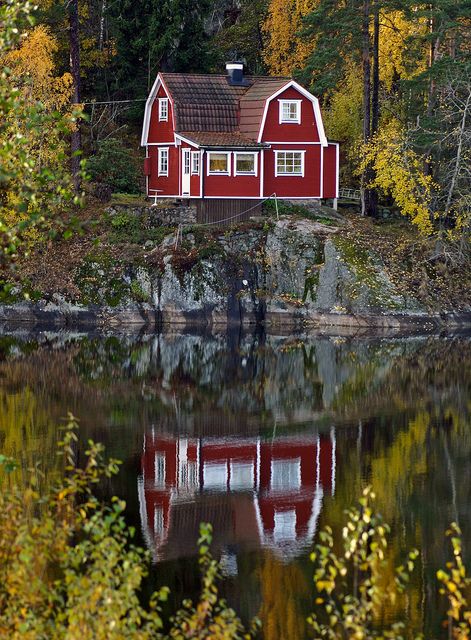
[141,63,339,210]
[138,430,336,562]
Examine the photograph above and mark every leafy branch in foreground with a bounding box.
[0,416,257,639]
[309,486,471,640]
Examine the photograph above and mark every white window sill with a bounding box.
[276,173,303,177]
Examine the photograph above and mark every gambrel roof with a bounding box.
[141,72,327,147]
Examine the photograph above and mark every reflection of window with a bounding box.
[230,462,254,489]
[235,153,257,175]
[275,151,304,176]
[279,100,301,123]
[154,452,166,487]
[208,152,230,175]
[158,147,169,176]
[154,506,164,535]
[203,462,227,490]
[271,458,301,491]
[158,98,168,121]
[191,151,200,175]
[274,510,296,541]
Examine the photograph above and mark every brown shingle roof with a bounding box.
[179,131,268,148]
[161,73,290,137]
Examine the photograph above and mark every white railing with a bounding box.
[338,188,361,201]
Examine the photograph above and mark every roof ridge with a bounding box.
[160,71,291,81]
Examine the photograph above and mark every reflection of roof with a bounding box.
[178,131,268,149]
[161,72,290,137]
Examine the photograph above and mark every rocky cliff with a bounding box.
[2,211,470,329]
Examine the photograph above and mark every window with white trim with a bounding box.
[275,151,304,176]
[234,152,257,175]
[158,147,169,176]
[279,100,301,123]
[158,98,169,121]
[191,151,200,175]
[208,152,230,175]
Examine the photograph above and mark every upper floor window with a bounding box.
[208,152,230,175]
[158,147,169,176]
[275,150,304,176]
[234,152,257,175]
[279,100,301,124]
[158,98,169,121]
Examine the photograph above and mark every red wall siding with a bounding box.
[147,144,179,196]
[203,153,261,198]
[263,145,321,198]
[260,87,320,143]
[322,143,338,198]
[147,85,174,144]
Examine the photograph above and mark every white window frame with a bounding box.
[279,99,302,124]
[158,97,169,122]
[274,150,305,177]
[207,151,231,176]
[158,147,169,177]
[234,152,258,176]
[191,150,200,175]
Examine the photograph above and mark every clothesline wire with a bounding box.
[173,193,279,248]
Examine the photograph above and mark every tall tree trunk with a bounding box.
[369,0,380,216]
[361,0,372,216]
[69,0,82,192]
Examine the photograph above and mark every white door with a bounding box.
[182,148,191,196]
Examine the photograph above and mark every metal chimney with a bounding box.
[226,62,245,85]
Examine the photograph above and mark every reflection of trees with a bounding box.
[0,388,61,491]
[324,404,471,637]
[258,552,310,640]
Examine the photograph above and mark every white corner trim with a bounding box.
[335,142,340,198]
[320,145,324,198]
[260,149,264,198]
[200,150,205,196]
[234,151,258,177]
[141,73,174,146]
[257,80,328,147]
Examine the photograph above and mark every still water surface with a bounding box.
[0,329,470,638]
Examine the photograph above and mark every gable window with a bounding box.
[191,151,200,175]
[158,147,169,176]
[158,98,169,121]
[208,152,230,175]
[279,100,301,124]
[275,150,304,176]
[234,152,257,176]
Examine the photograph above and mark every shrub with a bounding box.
[309,487,471,640]
[87,138,141,194]
[0,416,257,639]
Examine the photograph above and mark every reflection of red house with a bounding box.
[139,430,335,562]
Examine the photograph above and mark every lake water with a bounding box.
[0,328,470,638]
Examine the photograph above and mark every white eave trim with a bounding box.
[174,133,200,148]
[141,73,174,146]
[257,79,328,147]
